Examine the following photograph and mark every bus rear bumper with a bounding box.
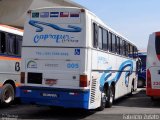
[20,86,90,109]
[146,88,160,97]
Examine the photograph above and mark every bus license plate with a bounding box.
[41,93,58,98]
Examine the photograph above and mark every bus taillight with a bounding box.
[80,75,88,87]
[21,72,25,83]
[147,69,151,89]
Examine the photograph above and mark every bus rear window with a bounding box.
[155,35,160,55]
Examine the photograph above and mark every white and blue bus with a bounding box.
[20,7,138,110]
[0,24,23,105]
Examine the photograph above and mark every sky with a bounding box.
[73,0,160,51]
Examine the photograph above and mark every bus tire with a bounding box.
[97,92,106,111]
[0,84,15,106]
[106,85,114,108]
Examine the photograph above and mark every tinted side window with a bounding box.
[93,23,98,48]
[155,36,160,55]
[129,45,133,58]
[7,33,16,55]
[123,41,129,57]
[125,42,129,57]
[116,37,120,54]
[16,35,22,56]
[123,40,126,56]
[98,27,103,49]
[112,34,116,53]
[108,32,112,52]
[102,29,108,51]
[133,46,138,58]
[120,38,123,55]
[0,32,6,53]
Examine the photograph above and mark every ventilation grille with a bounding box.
[90,79,97,103]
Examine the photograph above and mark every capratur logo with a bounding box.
[29,20,82,32]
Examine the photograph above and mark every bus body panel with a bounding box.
[147,32,160,97]
[149,67,160,89]
[0,25,23,103]
[23,8,85,48]
[21,7,91,109]
[91,49,137,99]
[22,47,88,89]
[21,7,138,110]
[0,59,21,97]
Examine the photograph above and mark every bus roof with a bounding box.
[0,24,23,36]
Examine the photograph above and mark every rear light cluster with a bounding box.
[23,90,32,93]
[147,69,151,89]
[79,75,88,87]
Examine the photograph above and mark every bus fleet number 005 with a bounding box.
[67,63,79,69]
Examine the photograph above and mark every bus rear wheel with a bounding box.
[106,85,114,108]
[1,84,15,106]
[97,92,107,111]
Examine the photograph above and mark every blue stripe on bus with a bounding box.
[15,87,20,97]
[29,20,82,33]
[100,67,112,91]
[100,60,133,89]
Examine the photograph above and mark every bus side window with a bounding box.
[112,34,116,53]
[98,27,103,49]
[128,45,131,58]
[124,42,126,56]
[126,42,129,57]
[124,41,129,57]
[129,45,133,58]
[132,46,135,58]
[108,32,112,52]
[16,35,22,56]
[93,23,98,48]
[122,40,126,56]
[0,32,2,53]
[135,47,138,58]
[117,37,120,54]
[7,33,16,55]
[0,32,6,53]
[120,38,123,55]
[102,29,108,51]
[133,46,138,58]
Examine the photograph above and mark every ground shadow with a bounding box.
[113,88,160,108]
[19,107,96,119]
